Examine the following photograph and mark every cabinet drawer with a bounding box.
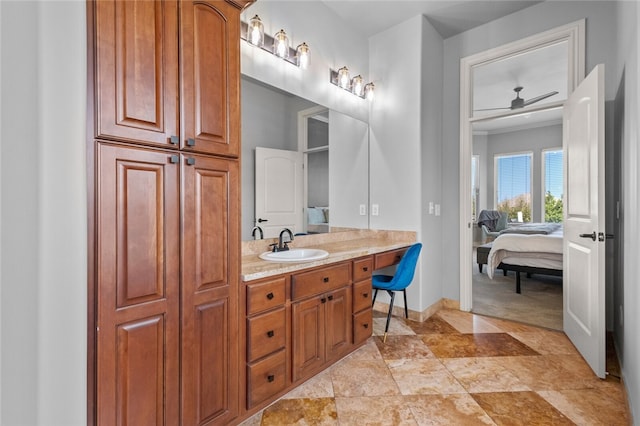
[246,276,286,315]
[352,279,372,313]
[374,248,407,270]
[247,349,286,408]
[247,308,286,363]
[353,309,373,345]
[353,257,373,281]
[291,263,351,301]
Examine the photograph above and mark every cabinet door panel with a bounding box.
[326,287,352,360]
[182,154,240,425]
[181,1,240,157]
[96,143,180,425]
[292,297,325,381]
[95,0,179,146]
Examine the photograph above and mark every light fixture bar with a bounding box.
[240,20,307,68]
[329,68,374,100]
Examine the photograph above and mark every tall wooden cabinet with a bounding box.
[89,1,252,424]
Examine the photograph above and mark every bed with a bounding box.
[486,224,563,293]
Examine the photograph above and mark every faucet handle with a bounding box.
[269,243,279,252]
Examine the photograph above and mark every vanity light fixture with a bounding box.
[330,67,375,100]
[241,16,310,68]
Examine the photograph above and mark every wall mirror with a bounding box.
[241,75,370,240]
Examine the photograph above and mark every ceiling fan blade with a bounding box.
[521,91,559,107]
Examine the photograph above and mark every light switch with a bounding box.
[435,204,441,216]
[428,202,434,215]
[359,204,367,215]
[371,204,379,216]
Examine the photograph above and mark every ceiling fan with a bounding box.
[476,86,559,111]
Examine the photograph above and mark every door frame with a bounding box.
[458,21,585,311]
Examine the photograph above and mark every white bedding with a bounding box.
[487,228,563,279]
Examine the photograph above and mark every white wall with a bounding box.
[615,0,639,420]
[1,1,87,424]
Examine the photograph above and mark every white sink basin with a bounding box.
[259,248,329,263]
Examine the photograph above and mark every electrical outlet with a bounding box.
[371,204,379,216]
[435,204,441,216]
[429,202,434,214]
[359,204,367,215]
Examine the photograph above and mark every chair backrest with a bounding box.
[387,243,422,291]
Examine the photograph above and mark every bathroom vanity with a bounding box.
[238,230,415,420]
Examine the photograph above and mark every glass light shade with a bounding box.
[273,29,289,58]
[337,66,350,89]
[365,82,375,100]
[351,75,364,96]
[247,15,264,47]
[296,42,310,69]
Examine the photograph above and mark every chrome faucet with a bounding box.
[251,225,263,240]
[270,228,294,252]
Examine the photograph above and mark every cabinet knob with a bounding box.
[169,155,179,164]
[328,295,334,301]
[363,323,369,329]
[267,330,274,338]
[363,267,368,272]
[187,138,196,146]
[267,374,275,383]
[323,277,329,283]
[266,292,274,300]
[169,135,179,145]
[363,293,368,298]
[320,297,326,303]
[186,158,196,166]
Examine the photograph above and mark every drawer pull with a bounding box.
[328,295,334,301]
[363,267,369,272]
[323,277,329,283]
[363,323,369,329]
[267,374,275,383]
[363,293,368,298]
[266,292,274,300]
[187,137,196,146]
[320,297,326,303]
[267,330,274,338]
[395,255,402,261]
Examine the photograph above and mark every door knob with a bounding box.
[579,232,596,241]
[257,218,268,223]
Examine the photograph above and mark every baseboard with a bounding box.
[373,297,460,322]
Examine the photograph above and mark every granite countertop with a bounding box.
[241,229,416,281]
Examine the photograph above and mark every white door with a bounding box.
[563,64,605,378]
[255,147,304,238]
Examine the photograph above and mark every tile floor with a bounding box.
[240,309,630,425]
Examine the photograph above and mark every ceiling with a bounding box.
[321,0,543,39]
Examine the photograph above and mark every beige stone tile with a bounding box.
[538,385,630,425]
[237,411,262,426]
[375,335,436,360]
[471,391,574,425]
[260,397,338,425]
[373,316,416,337]
[404,315,459,335]
[499,355,600,391]
[283,369,334,399]
[340,338,383,361]
[507,330,580,355]
[334,396,418,426]
[478,315,549,333]
[405,394,497,425]
[442,357,530,393]
[330,358,400,397]
[436,310,504,334]
[422,333,539,358]
[386,358,467,395]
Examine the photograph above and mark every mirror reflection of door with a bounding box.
[302,109,330,234]
[254,147,304,238]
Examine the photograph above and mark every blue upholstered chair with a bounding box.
[372,243,422,342]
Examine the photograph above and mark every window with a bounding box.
[543,149,563,222]
[494,152,532,222]
[471,155,480,221]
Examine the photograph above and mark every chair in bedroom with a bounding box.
[478,210,508,242]
[371,243,422,343]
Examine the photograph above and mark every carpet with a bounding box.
[472,253,563,331]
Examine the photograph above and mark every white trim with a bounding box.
[459,20,585,312]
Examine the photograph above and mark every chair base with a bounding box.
[372,288,408,343]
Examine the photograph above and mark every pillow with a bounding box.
[307,207,326,224]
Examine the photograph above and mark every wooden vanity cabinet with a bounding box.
[352,257,374,344]
[374,247,408,269]
[244,276,289,408]
[291,263,352,382]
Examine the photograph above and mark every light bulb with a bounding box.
[247,15,264,47]
[351,75,364,97]
[337,66,350,89]
[296,43,310,69]
[273,29,289,59]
